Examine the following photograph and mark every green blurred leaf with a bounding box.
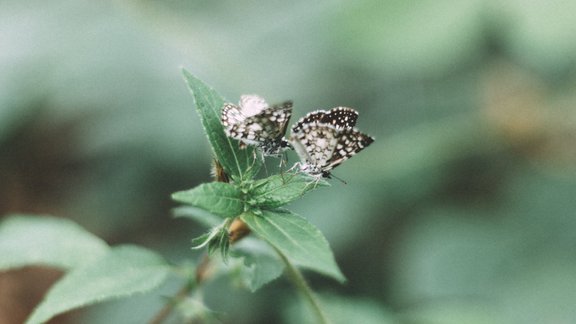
[0,215,109,271]
[181,69,260,181]
[287,294,397,324]
[400,300,506,324]
[172,182,245,218]
[25,245,170,324]
[250,173,329,209]
[234,238,285,292]
[241,210,345,283]
[334,0,484,76]
[500,0,576,76]
[173,206,222,227]
[497,263,576,323]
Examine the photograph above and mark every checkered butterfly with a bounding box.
[290,107,374,178]
[221,95,293,156]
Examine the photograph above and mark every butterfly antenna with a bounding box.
[329,172,348,185]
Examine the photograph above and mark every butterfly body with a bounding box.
[290,108,374,178]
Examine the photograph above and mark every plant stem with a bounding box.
[149,254,213,324]
[149,279,194,324]
[275,247,331,324]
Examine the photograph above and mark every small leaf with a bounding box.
[191,232,213,250]
[240,210,345,283]
[172,182,245,218]
[0,215,109,271]
[192,219,232,261]
[218,229,231,261]
[25,245,170,324]
[181,69,260,181]
[233,238,285,292]
[206,225,231,259]
[250,173,329,209]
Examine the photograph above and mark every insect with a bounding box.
[289,108,374,178]
[221,95,293,156]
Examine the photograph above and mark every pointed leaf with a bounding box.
[240,210,345,282]
[181,69,260,181]
[0,215,109,271]
[26,245,170,324]
[172,182,244,218]
[250,173,329,209]
[190,232,213,250]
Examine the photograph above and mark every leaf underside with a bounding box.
[250,173,329,209]
[25,245,170,324]
[0,215,109,271]
[241,210,345,283]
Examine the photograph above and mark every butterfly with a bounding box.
[289,108,374,178]
[221,95,293,156]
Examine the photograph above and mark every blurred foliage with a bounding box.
[2,0,576,323]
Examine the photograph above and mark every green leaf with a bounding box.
[25,245,170,324]
[0,215,109,271]
[250,173,329,209]
[191,219,233,261]
[233,238,285,292]
[181,69,260,181]
[334,0,484,77]
[190,232,213,250]
[172,182,245,218]
[241,210,345,283]
[207,226,231,261]
[287,294,397,324]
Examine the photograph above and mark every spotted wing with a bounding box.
[221,103,244,134]
[323,128,374,172]
[290,122,340,173]
[320,107,359,129]
[221,98,293,154]
[291,107,358,134]
[266,100,293,139]
[234,102,292,146]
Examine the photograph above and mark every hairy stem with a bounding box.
[275,247,331,324]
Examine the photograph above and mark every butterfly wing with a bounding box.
[291,110,326,134]
[221,103,244,135]
[321,107,358,129]
[221,97,293,154]
[290,122,340,175]
[239,94,269,117]
[267,101,293,139]
[323,128,374,172]
[291,107,358,134]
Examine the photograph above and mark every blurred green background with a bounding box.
[2,0,576,323]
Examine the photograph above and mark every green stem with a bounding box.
[275,247,331,324]
[149,279,194,324]
[149,254,210,324]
